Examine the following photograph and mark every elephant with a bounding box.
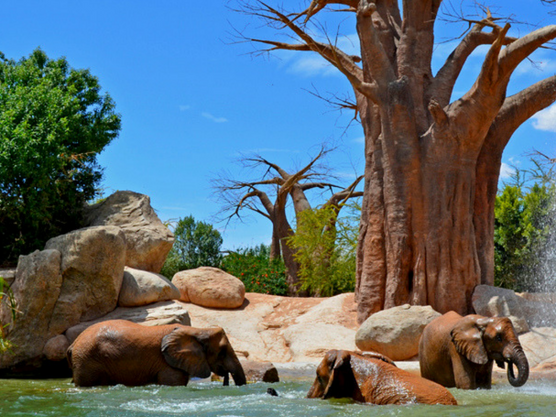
[419,311,529,389]
[66,320,247,387]
[307,349,457,405]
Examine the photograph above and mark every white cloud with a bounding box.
[179,105,191,111]
[499,162,514,180]
[202,112,228,123]
[352,136,365,144]
[532,103,556,133]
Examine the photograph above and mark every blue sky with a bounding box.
[2,1,555,250]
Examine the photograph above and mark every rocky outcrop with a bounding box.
[283,293,358,362]
[44,226,127,334]
[0,250,63,368]
[472,285,556,331]
[355,304,441,361]
[186,292,358,363]
[0,227,126,373]
[65,300,192,343]
[84,190,174,273]
[118,267,180,307]
[173,267,245,309]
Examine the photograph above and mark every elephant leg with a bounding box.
[475,363,494,389]
[157,367,189,386]
[451,356,477,389]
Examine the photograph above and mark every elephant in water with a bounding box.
[67,320,246,387]
[419,311,529,389]
[307,349,457,405]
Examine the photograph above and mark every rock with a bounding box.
[83,190,174,273]
[65,300,191,343]
[240,360,280,383]
[472,285,556,330]
[173,267,245,309]
[355,304,441,361]
[43,335,70,361]
[118,267,180,307]
[0,250,63,368]
[519,327,556,369]
[44,226,127,334]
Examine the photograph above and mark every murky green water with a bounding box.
[1,378,556,417]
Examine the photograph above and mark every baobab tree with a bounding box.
[238,0,556,322]
[214,146,362,294]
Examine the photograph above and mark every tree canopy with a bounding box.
[161,215,223,278]
[0,49,121,264]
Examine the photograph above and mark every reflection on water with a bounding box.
[1,378,556,417]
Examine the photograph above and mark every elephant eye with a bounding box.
[496,333,503,342]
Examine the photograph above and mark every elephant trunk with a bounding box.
[506,347,529,387]
[225,355,247,386]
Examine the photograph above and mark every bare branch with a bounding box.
[486,74,556,150]
[296,0,358,23]
[432,20,518,107]
[499,25,556,77]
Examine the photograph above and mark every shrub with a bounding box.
[287,203,359,296]
[221,244,288,295]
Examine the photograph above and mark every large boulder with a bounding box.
[65,300,192,344]
[472,285,530,333]
[355,304,441,361]
[472,285,556,330]
[173,267,245,309]
[240,360,279,383]
[518,327,556,369]
[84,190,174,273]
[44,226,127,334]
[118,267,180,307]
[0,250,63,368]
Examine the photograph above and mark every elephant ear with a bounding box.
[161,327,211,378]
[451,319,489,365]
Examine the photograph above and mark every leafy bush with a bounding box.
[161,215,223,278]
[0,49,121,265]
[221,244,288,295]
[287,202,359,296]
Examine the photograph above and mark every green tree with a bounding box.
[0,49,121,264]
[494,163,556,291]
[287,201,360,296]
[161,215,223,278]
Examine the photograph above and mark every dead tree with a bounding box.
[238,0,556,322]
[214,146,363,295]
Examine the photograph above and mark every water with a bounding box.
[1,378,556,417]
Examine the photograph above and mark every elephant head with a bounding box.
[450,315,529,387]
[308,349,457,405]
[307,350,363,400]
[161,326,246,386]
[307,350,396,401]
